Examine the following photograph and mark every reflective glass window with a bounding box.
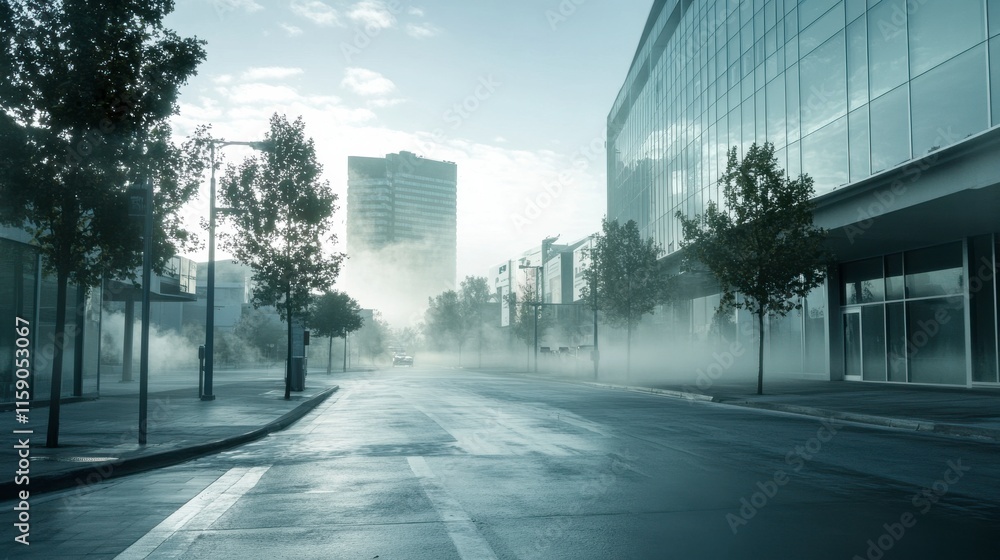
[766,76,787,145]
[862,305,887,381]
[991,0,1000,37]
[800,1,844,55]
[786,63,801,142]
[970,235,998,383]
[803,283,827,373]
[786,6,798,38]
[867,0,908,99]
[905,242,964,298]
[799,31,847,135]
[869,85,910,173]
[802,115,848,194]
[847,17,868,110]
[886,302,907,381]
[848,107,870,182]
[800,0,839,29]
[908,0,985,78]
[885,252,904,300]
[911,45,988,156]
[907,297,966,385]
[787,139,802,178]
[846,0,865,23]
[842,257,884,305]
[991,38,1000,126]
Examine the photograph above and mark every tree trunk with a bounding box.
[757,310,765,396]
[626,320,633,379]
[284,299,292,400]
[46,270,69,447]
[327,336,333,374]
[343,335,348,372]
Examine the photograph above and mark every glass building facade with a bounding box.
[609,0,1000,386]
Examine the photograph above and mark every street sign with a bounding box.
[127,185,147,217]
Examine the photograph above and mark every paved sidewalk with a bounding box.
[489,367,1000,443]
[1,368,350,499]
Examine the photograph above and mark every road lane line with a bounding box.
[114,466,270,559]
[407,456,498,560]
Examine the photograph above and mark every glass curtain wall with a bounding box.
[608,0,1000,258]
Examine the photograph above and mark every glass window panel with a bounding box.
[907,297,966,385]
[800,0,839,29]
[755,9,765,41]
[867,0,908,99]
[803,283,827,373]
[862,305,887,381]
[787,139,802,178]
[970,235,998,383]
[842,257,885,305]
[885,252,904,300]
[847,17,868,110]
[799,32,847,135]
[992,0,1000,37]
[905,242,964,298]
[908,0,984,77]
[990,38,1000,126]
[869,85,910,173]
[800,2,844,55]
[786,6,799,38]
[844,312,862,377]
[846,0,865,23]
[801,115,848,194]
[786,63,800,142]
[742,22,754,53]
[886,302,907,381]
[766,0,777,30]
[848,107,870,182]
[766,75,787,145]
[911,45,988,156]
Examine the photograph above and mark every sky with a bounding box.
[165,0,652,306]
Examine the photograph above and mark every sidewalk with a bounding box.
[493,367,1000,443]
[1,367,347,499]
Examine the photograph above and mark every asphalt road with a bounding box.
[5,367,999,559]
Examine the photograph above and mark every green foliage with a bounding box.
[423,289,462,351]
[355,311,389,365]
[582,218,669,331]
[677,142,831,394]
[458,275,493,366]
[676,142,830,319]
[310,290,364,339]
[233,308,287,362]
[219,113,343,322]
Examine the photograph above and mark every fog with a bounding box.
[99,311,199,376]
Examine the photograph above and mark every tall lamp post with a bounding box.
[204,139,268,401]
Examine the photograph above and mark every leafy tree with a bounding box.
[355,311,388,365]
[0,0,207,446]
[582,218,670,376]
[233,307,287,365]
[458,275,491,367]
[677,142,831,395]
[424,289,462,359]
[309,290,363,373]
[219,114,343,399]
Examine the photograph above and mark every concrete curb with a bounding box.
[3,385,338,499]
[580,382,720,402]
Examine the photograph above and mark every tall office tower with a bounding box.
[346,151,458,325]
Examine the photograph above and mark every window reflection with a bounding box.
[905,242,964,298]
[802,116,848,194]
[911,46,988,156]
[867,0,907,99]
[870,85,909,173]
[907,0,984,77]
[800,31,846,136]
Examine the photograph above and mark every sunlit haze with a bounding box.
[166,0,653,315]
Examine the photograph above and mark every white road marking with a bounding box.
[114,466,270,559]
[407,456,498,560]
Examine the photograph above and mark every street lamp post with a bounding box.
[204,139,268,401]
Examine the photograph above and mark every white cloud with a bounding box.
[240,66,304,81]
[290,0,340,26]
[347,0,396,30]
[279,22,304,36]
[212,74,234,84]
[211,0,263,14]
[367,98,405,108]
[407,6,424,17]
[340,67,396,96]
[405,22,440,39]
